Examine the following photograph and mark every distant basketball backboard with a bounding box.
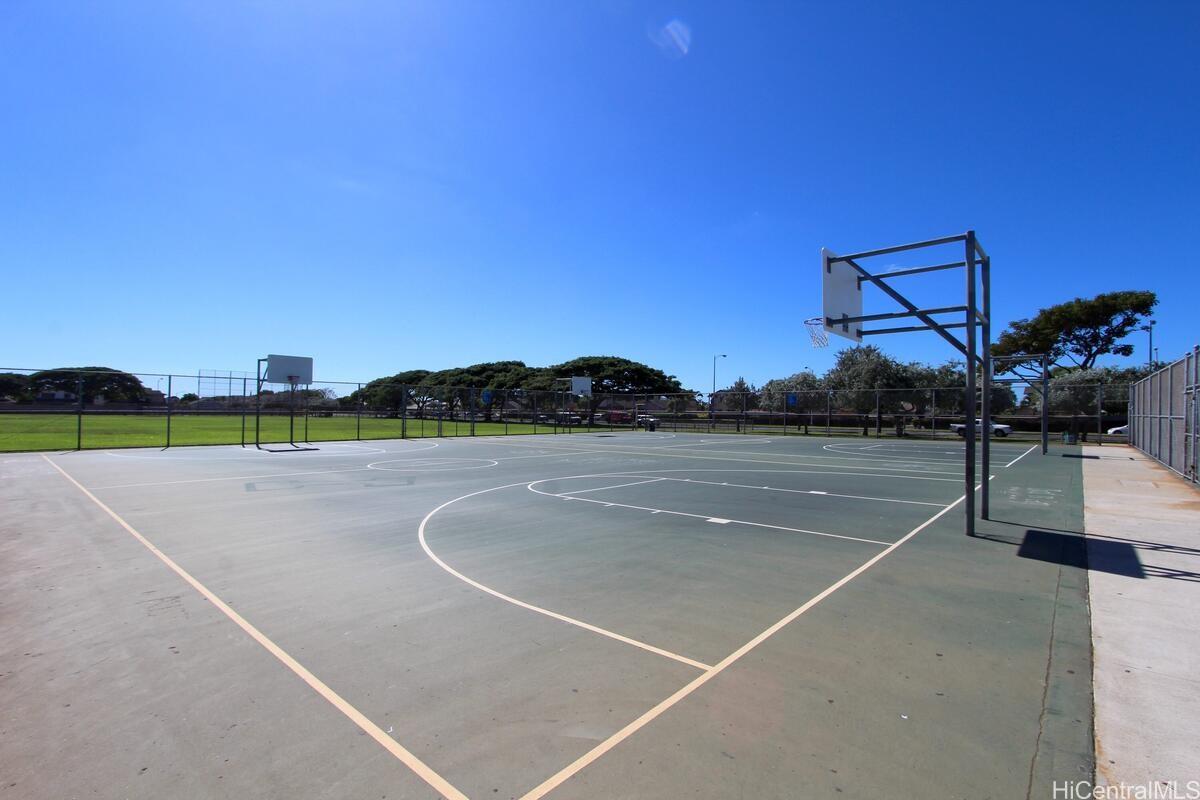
[264,354,313,385]
[822,248,863,342]
[570,376,593,396]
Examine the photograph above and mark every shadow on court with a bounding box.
[974,521,1146,579]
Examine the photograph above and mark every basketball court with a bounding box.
[3,430,1093,798]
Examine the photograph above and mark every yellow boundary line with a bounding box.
[41,455,468,800]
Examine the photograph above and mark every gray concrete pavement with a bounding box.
[1084,447,1200,791]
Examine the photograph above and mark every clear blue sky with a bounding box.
[3,1,1197,392]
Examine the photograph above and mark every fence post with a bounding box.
[741,392,747,434]
[76,374,83,450]
[875,390,881,437]
[1167,359,1174,468]
[826,391,831,437]
[165,375,172,448]
[1097,384,1104,446]
[401,385,407,439]
[356,384,362,440]
[241,378,247,447]
[1041,355,1050,455]
[470,388,476,437]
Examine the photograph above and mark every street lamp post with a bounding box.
[1141,321,1156,370]
[711,354,727,431]
[712,354,727,396]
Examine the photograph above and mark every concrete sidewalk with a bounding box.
[1083,447,1200,789]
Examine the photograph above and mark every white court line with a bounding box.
[629,443,965,472]
[496,449,600,461]
[527,482,892,547]
[1004,444,1039,468]
[99,440,416,461]
[658,476,945,507]
[417,483,712,671]
[516,484,981,800]
[657,438,774,450]
[823,441,1033,465]
[560,477,666,496]
[42,455,467,800]
[89,466,374,490]
[89,446,610,490]
[459,438,968,480]
[819,444,1006,467]
[551,473,944,508]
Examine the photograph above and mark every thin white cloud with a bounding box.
[649,18,691,59]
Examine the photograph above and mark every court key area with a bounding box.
[3,432,1094,799]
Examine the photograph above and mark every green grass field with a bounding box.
[0,413,620,452]
[0,411,1069,452]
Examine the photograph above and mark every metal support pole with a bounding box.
[1097,384,1104,446]
[980,252,992,519]
[255,358,265,449]
[1128,383,1135,450]
[289,384,296,446]
[241,378,247,447]
[401,385,408,439]
[875,390,881,437]
[1041,355,1050,455]
[964,231,978,535]
[470,388,476,436]
[356,383,362,440]
[165,375,172,448]
[76,375,83,450]
[826,391,832,436]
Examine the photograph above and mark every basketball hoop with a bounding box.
[804,317,829,348]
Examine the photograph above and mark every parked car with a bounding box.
[1107,424,1128,435]
[950,420,1012,437]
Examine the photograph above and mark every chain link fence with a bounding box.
[0,366,1132,452]
[1128,346,1199,484]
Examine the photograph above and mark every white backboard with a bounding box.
[822,248,863,342]
[570,376,592,396]
[264,354,313,385]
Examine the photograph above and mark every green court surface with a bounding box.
[1,432,1093,798]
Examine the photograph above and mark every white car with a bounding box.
[1107,424,1128,435]
[950,420,1012,437]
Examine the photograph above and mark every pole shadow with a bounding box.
[973,521,1146,579]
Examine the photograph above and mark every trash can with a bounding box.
[647,420,657,432]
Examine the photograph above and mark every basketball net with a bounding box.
[804,317,829,348]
